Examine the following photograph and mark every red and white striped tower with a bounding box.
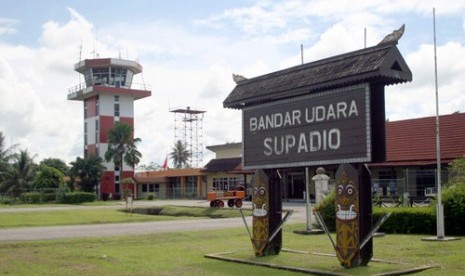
[68,58,151,198]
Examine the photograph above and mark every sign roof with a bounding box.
[224,43,412,109]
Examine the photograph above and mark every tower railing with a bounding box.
[67,82,152,96]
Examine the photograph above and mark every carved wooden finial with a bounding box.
[378,24,405,45]
[232,73,248,84]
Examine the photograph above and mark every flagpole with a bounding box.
[432,7,445,239]
[422,6,459,242]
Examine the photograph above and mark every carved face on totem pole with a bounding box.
[252,170,269,256]
[335,165,360,268]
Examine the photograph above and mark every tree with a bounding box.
[137,161,161,171]
[447,157,465,186]
[69,155,105,192]
[104,122,142,172]
[32,165,65,190]
[39,158,69,176]
[0,132,17,183]
[0,149,37,195]
[170,140,191,169]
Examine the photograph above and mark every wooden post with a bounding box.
[335,163,373,267]
[357,164,373,265]
[251,169,282,256]
[267,169,282,255]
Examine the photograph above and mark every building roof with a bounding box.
[372,113,465,166]
[206,142,242,152]
[228,162,255,175]
[202,157,242,173]
[135,168,204,183]
[223,42,412,109]
[74,58,143,74]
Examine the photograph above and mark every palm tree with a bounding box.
[104,122,142,172]
[0,149,37,196]
[0,132,17,183]
[170,140,191,169]
[69,155,105,193]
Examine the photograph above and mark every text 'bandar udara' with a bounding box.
[249,100,359,131]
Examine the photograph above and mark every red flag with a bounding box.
[162,157,168,170]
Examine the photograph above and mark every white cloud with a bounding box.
[0,18,18,35]
[0,9,90,163]
[386,41,465,120]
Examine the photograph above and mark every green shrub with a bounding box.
[442,184,465,235]
[32,165,65,190]
[147,194,154,200]
[314,189,336,232]
[314,188,437,234]
[41,192,57,202]
[0,197,13,204]
[21,192,42,203]
[58,192,96,204]
[374,207,435,234]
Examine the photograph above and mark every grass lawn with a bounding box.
[0,200,123,208]
[0,223,463,275]
[0,205,250,228]
[0,204,463,275]
[0,208,184,228]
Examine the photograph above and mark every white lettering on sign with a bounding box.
[250,100,358,132]
[250,110,301,131]
[304,100,358,123]
[256,99,358,157]
[263,129,341,156]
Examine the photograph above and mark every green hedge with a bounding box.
[21,192,42,203]
[20,192,56,203]
[58,192,96,204]
[374,207,435,234]
[313,189,460,235]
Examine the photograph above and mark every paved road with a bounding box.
[0,200,313,242]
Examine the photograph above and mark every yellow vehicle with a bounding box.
[207,186,246,208]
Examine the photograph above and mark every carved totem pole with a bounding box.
[251,169,282,256]
[335,163,372,267]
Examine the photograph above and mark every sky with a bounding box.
[1,0,465,168]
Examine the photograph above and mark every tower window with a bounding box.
[84,100,88,118]
[114,96,120,117]
[92,68,109,86]
[95,119,99,144]
[95,96,99,116]
[84,122,88,145]
[110,67,127,87]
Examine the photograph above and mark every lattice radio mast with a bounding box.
[170,106,206,168]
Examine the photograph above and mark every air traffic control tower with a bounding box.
[68,58,151,198]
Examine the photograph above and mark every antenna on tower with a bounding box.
[79,40,83,62]
[92,26,99,58]
[78,40,82,89]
